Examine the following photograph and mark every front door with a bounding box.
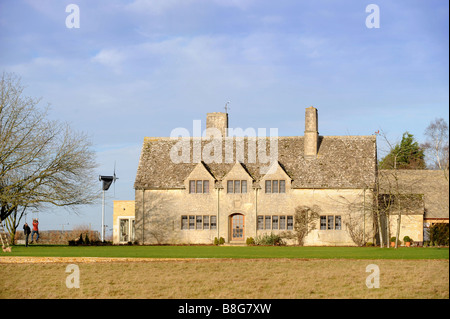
[231,214,245,241]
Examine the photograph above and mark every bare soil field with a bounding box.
[0,257,448,299]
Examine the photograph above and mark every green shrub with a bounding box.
[403,236,411,243]
[365,242,374,247]
[390,236,401,246]
[219,237,225,245]
[255,233,285,246]
[214,237,219,246]
[246,237,255,246]
[429,223,449,246]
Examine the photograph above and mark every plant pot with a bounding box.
[405,242,411,247]
[390,242,395,247]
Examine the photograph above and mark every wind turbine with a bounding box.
[99,164,118,242]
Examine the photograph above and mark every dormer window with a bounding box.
[189,180,209,194]
[265,180,286,193]
[227,180,248,194]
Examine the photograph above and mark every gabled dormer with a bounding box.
[222,162,254,194]
[259,161,292,194]
[184,161,216,194]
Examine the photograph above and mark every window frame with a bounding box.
[227,180,248,194]
[188,180,210,194]
[203,215,210,229]
[265,180,286,193]
[210,216,217,229]
[181,215,188,230]
[320,215,342,231]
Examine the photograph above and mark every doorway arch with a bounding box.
[229,213,245,242]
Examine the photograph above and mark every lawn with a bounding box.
[1,245,448,299]
[1,259,448,299]
[1,245,449,259]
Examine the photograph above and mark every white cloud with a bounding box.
[91,49,125,72]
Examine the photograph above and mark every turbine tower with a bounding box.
[98,165,118,242]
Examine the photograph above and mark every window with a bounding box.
[265,216,271,229]
[241,180,247,193]
[327,216,334,230]
[227,180,248,193]
[203,215,209,229]
[257,216,264,230]
[279,216,286,230]
[265,180,286,193]
[227,180,233,193]
[196,216,203,229]
[258,215,293,230]
[189,180,209,194]
[272,216,279,229]
[234,180,241,193]
[119,218,130,242]
[335,216,341,230]
[181,216,188,230]
[320,216,327,230]
[320,215,342,230]
[265,180,271,193]
[279,180,285,193]
[210,216,217,229]
[182,215,216,230]
[287,216,293,230]
[272,180,278,193]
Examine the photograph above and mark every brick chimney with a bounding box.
[206,112,228,138]
[304,106,318,158]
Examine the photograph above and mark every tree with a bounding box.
[422,118,449,180]
[280,205,320,246]
[0,72,98,243]
[377,130,426,248]
[379,132,425,170]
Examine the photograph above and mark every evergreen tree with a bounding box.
[379,132,425,169]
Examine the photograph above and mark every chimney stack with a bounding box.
[304,106,319,158]
[206,112,228,138]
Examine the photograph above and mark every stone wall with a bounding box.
[134,181,375,246]
[113,200,135,244]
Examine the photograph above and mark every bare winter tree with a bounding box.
[422,118,449,180]
[280,205,320,246]
[0,72,99,243]
[377,130,426,248]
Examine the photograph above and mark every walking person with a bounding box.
[23,223,31,247]
[31,218,39,243]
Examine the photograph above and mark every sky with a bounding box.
[0,0,448,235]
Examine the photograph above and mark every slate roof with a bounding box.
[134,135,377,190]
[379,169,449,219]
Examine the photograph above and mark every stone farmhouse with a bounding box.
[112,107,448,246]
[378,169,449,244]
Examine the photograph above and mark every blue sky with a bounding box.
[0,0,448,234]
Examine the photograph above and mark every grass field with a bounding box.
[1,259,448,299]
[1,245,449,259]
[1,245,448,299]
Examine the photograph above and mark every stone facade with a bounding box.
[113,200,135,244]
[131,107,378,246]
[378,169,449,245]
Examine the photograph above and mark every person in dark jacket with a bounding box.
[23,223,31,247]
